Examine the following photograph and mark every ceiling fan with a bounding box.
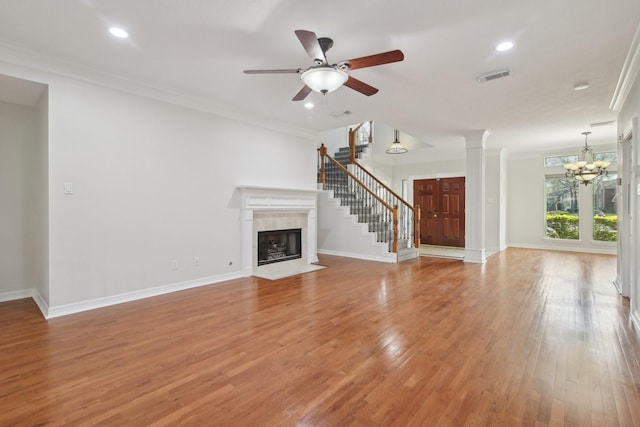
[244,30,404,101]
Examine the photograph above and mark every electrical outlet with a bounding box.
[194,257,200,266]
[171,259,178,270]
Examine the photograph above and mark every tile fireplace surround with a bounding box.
[239,186,321,279]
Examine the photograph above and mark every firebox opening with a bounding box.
[257,228,302,266]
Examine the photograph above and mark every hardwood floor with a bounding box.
[1,249,639,426]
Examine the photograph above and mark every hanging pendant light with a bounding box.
[385,129,408,154]
[563,131,610,185]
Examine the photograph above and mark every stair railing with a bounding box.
[350,162,421,248]
[318,144,399,253]
[347,125,421,248]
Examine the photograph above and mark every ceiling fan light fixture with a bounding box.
[301,66,348,94]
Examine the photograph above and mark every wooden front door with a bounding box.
[413,177,465,247]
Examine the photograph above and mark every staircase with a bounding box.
[317,140,419,263]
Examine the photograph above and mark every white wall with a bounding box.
[316,127,347,157]
[43,77,316,308]
[0,101,33,296]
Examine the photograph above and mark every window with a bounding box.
[544,151,616,167]
[593,152,617,162]
[544,155,578,167]
[545,175,579,240]
[593,174,618,242]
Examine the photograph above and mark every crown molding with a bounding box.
[0,41,315,141]
[610,23,640,111]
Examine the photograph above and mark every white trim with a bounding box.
[631,311,640,336]
[44,272,242,319]
[508,243,616,255]
[32,290,49,318]
[0,288,34,303]
[610,23,640,111]
[239,186,319,278]
[317,248,397,263]
[613,275,623,294]
[463,248,486,264]
[0,42,314,141]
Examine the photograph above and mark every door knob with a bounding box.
[433,214,438,218]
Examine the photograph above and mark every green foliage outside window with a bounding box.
[545,213,617,241]
[545,213,579,239]
[593,215,618,242]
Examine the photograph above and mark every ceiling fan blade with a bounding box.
[292,85,312,101]
[344,76,379,96]
[295,30,327,64]
[244,69,302,74]
[338,50,404,71]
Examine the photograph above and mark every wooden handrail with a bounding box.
[351,161,414,213]
[323,154,394,212]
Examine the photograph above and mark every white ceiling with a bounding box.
[0,0,638,160]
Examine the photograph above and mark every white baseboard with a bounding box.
[45,272,243,319]
[507,243,617,255]
[613,275,623,295]
[631,309,640,338]
[464,248,486,264]
[0,288,34,303]
[317,248,397,263]
[32,290,49,317]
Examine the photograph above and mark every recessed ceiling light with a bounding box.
[573,82,589,91]
[304,102,314,109]
[496,41,514,52]
[109,27,129,39]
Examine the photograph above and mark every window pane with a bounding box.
[545,176,579,239]
[593,174,618,242]
[593,152,617,162]
[544,155,578,167]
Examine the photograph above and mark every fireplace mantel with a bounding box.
[238,186,319,278]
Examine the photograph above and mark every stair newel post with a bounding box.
[349,127,356,164]
[392,205,399,254]
[414,205,421,248]
[318,144,327,190]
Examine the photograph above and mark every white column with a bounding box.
[241,209,254,277]
[307,207,319,263]
[464,130,489,263]
[631,117,639,327]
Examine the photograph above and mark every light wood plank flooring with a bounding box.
[1,248,639,426]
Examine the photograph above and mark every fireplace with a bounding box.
[257,228,302,266]
[239,186,320,279]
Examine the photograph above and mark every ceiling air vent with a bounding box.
[476,69,511,83]
[329,110,352,117]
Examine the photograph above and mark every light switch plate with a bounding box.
[64,182,73,194]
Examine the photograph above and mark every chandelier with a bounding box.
[562,131,610,185]
[385,129,408,154]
